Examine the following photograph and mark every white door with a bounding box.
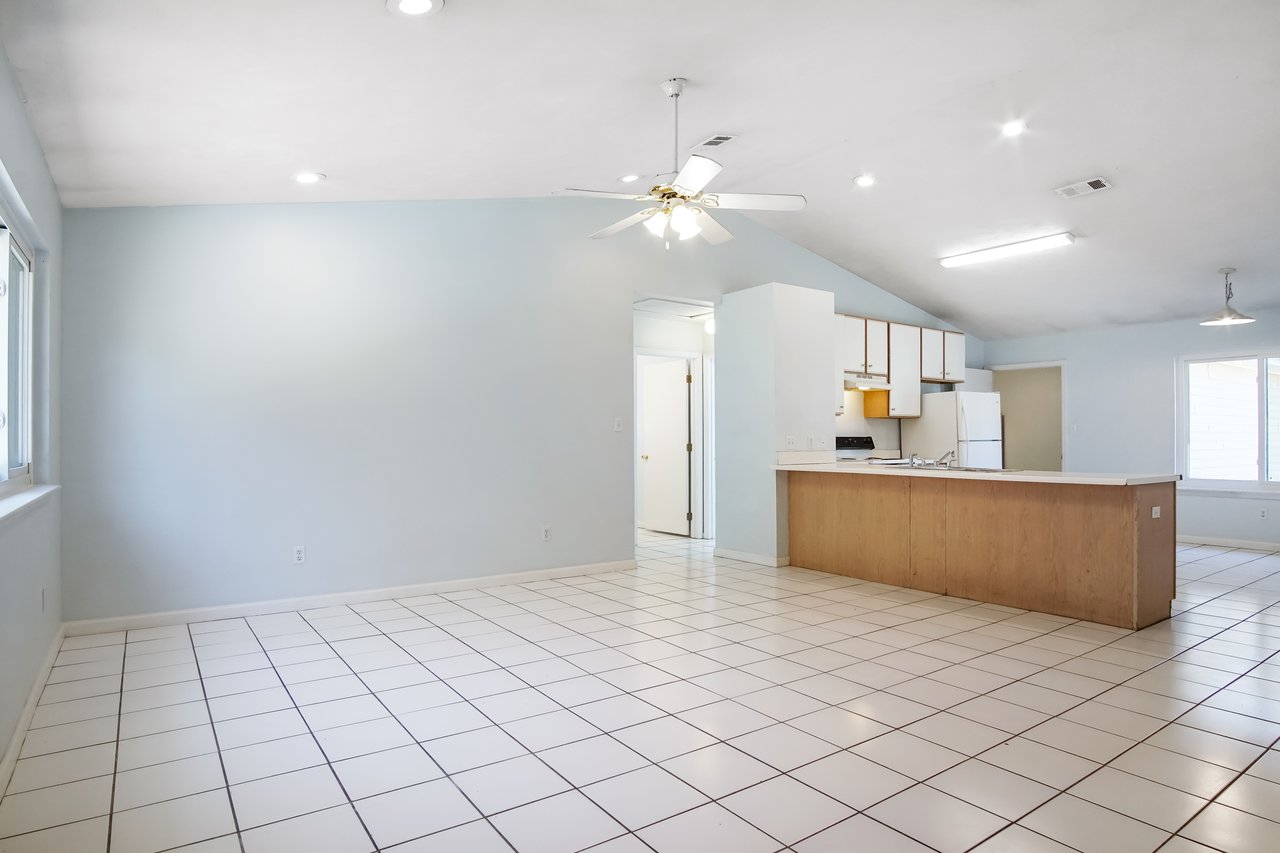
[640,358,691,535]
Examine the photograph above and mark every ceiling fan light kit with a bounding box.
[1200,267,1256,326]
[561,77,807,246]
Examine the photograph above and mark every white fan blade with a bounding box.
[697,211,734,245]
[672,155,723,195]
[701,192,806,211]
[589,209,657,239]
[559,188,652,201]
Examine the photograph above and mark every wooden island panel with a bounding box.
[788,472,911,587]
[787,472,1176,629]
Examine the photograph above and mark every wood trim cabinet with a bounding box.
[943,331,965,382]
[837,314,966,418]
[864,319,888,375]
[888,323,921,417]
[921,328,945,381]
[837,315,867,374]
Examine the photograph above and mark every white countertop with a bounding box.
[776,460,1180,487]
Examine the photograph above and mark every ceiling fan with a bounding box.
[559,78,806,246]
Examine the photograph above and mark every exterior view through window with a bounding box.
[1186,356,1280,482]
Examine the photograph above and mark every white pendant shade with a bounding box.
[1200,268,1255,326]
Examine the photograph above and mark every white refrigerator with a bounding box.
[901,391,1003,469]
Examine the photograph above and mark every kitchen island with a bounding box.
[778,462,1179,629]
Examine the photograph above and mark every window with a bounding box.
[1,223,33,493]
[1184,355,1280,484]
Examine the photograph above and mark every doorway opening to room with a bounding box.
[991,363,1066,471]
[633,296,715,541]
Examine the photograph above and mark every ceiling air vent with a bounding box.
[1055,176,1112,198]
[695,134,736,149]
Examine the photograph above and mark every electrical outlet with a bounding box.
[1261,508,1268,519]
[292,545,306,564]
[807,436,815,450]
[614,417,623,432]
[785,435,798,449]
[1151,506,1161,519]
[541,526,551,542]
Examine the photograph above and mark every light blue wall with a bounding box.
[0,46,63,768]
[986,309,1280,545]
[62,198,978,619]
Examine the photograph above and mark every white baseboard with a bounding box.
[65,559,637,637]
[713,547,790,568]
[1177,535,1280,551]
[1,624,65,799]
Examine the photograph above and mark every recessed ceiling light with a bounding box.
[386,0,443,17]
[294,172,326,185]
[618,175,641,184]
[853,175,876,188]
[1001,120,1027,137]
[940,232,1074,268]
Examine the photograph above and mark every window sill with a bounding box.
[1178,483,1280,500]
[0,484,60,529]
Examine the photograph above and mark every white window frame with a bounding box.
[0,223,34,498]
[1177,351,1280,494]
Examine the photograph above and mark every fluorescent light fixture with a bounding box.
[386,0,443,16]
[939,232,1074,268]
[618,174,641,184]
[853,174,875,188]
[294,172,325,185]
[1001,119,1027,137]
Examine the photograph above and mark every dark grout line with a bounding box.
[183,623,248,853]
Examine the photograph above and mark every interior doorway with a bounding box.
[992,364,1064,471]
[634,297,715,540]
[637,356,692,535]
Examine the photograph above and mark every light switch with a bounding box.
[1151,506,1161,519]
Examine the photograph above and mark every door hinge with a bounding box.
[686,512,693,521]
[686,443,693,452]
[686,374,693,384]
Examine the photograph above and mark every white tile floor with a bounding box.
[2,533,1279,852]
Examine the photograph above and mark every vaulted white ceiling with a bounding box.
[2,0,1277,338]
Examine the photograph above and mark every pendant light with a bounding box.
[1200,267,1255,326]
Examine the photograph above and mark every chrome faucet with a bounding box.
[937,450,956,467]
[909,453,921,467]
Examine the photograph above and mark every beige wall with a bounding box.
[994,367,1063,471]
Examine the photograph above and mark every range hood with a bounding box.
[844,372,891,391]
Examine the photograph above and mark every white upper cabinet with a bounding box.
[837,315,867,374]
[888,323,922,417]
[865,319,889,375]
[921,328,945,381]
[943,331,966,382]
